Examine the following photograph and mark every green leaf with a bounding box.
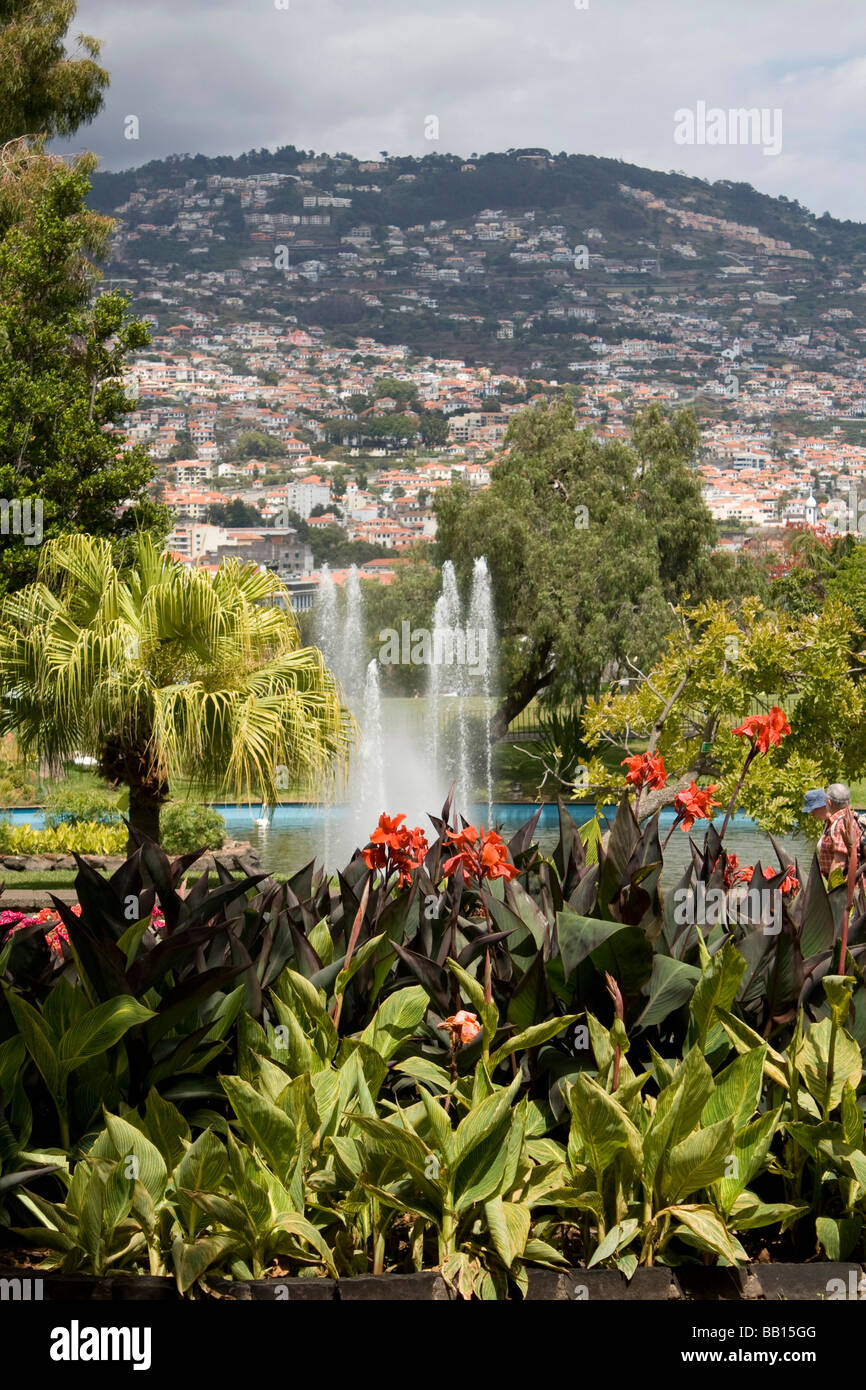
[556,911,630,981]
[143,1088,190,1170]
[715,1108,781,1213]
[689,941,747,1046]
[453,1077,521,1167]
[667,1203,742,1264]
[79,1166,105,1266]
[117,918,150,969]
[220,1074,297,1173]
[823,975,856,1029]
[173,1128,228,1238]
[714,1009,788,1088]
[348,1113,431,1175]
[334,932,386,998]
[3,989,60,1095]
[102,1159,135,1234]
[172,1233,236,1294]
[587,1217,640,1269]
[104,1111,168,1205]
[816,1215,861,1261]
[269,1211,338,1278]
[489,1014,577,1071]
[419,1088,453,1164]
[634,955,701,1030]
[570,1074,641,1182]
[393,1056,454,1093]
[643,1046,714,1190]
[663,1117,734,1203]
[730,1196,808,1231]
[484,1196,530,1269]
[794,1017,862,1114]
[455,1096,526,1212]
[360,985,429,1061]
[58,997,154,1078]
[701,1047,765,1132]
[841,1083,863,1149]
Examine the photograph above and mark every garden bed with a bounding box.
[0,841,261,875]
[0,1264,860,1301]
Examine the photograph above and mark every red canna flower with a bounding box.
[673,782,720,832]
[442,825,519,883]
[621,752,667,791]
[777,865,800,896]
[363,812,429,887]
[732,706,791,756]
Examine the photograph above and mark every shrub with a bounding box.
[0,820,126,855]
[160,803,227,853]
[43,785,123,828]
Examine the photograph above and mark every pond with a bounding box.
[3,801,812,881]
[207,801,811,882]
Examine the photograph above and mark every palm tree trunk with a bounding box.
[127,781,163,850]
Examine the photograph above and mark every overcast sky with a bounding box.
[60,0,866,221]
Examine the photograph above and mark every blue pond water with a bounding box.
[204,802,810,882]
[5,802,811,881]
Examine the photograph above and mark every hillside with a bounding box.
[88,147,866,379]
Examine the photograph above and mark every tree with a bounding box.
[165,427,194,462]
[361,559,441,694]
[206,499,264,527]
[419,410,450,447]
[374,377,420,411]
[0,0,108,142]
[582,597,866,834]
[308,527,386,569]
[230,430,285,460]
[0,534,349,846]
[434,400,752,735]
[0,149,166,594]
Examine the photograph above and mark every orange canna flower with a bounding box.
[442,825,519,883]
[777,865,800,896]
[442,1010,482,1045]
[732,706,791,756]
[673,782,720,832]
[621,752,667,791]
[363,812,429,886]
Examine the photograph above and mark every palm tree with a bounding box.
[0,533,350,846]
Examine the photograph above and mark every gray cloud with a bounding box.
[57,0,866,220]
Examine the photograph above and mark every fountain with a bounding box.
[314,558,496,861]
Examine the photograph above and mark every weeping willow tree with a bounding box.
[0,533,351,846]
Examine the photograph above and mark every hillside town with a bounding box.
[90,151,866,595]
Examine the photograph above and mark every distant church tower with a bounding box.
[805,493,817,526]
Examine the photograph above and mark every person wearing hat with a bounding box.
[802,788,828,821]
[817,783,855,878]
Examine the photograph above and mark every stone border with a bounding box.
[0,842,261,875]
[2,1265,863,1302]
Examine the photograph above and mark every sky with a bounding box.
[59,0,866,222]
